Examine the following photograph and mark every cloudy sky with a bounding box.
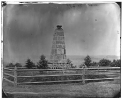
[3,3,120,64]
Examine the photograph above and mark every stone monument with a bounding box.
[49,25,68,69]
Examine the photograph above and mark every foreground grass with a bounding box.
[2,78,120,98]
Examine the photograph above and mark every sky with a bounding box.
[3,3,120,64]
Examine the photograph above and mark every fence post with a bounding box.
[62,63,65,74]
[98,65,99,73]
[63,65,64,74]
[82,66,85,84]
[14,66,17,86]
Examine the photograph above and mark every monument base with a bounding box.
[48,63,71,69]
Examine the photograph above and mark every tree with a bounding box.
[99,59,111,66]
[37,55,48,69]
[66,59,75,68]
[110,59,117,67]
[67,59,72,66]
[116,59,121,67]
[110,59,121,67]
[25,59,35,69]
[84,55,92,67]
[67,59,72,64]
[91,61,98,66]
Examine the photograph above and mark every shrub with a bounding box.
[15,63,22,67]
[99,59,111,66]
[6,63,15,68]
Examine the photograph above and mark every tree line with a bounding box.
[6,55,48,69]
[81,55,121,67]
[5,55,121,69]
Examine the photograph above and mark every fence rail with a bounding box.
[3,73,15,78]
[3,67,14,71]
[4,66,120,71]
[3,66,121,86]
[3,78,14,84]
[16,73,119,78]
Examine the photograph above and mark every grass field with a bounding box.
[3,67,121,98]
[2,77,120,98]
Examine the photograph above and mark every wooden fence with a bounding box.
[3,66,120,86]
